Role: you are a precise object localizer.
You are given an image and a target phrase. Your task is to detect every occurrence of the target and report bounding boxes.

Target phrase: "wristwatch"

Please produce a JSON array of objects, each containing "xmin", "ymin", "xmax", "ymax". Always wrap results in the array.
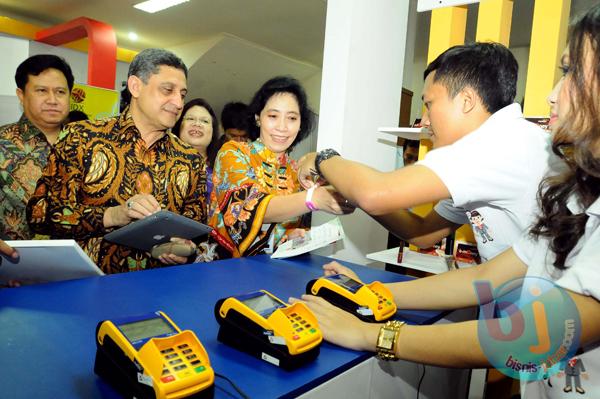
[
  {"xmin": 315, "ymin": 148, "xmax": 340, "ymax": 179},
  {"xmin": 375, "ymin": 320, "xmax": 405, "ymax": 361}
]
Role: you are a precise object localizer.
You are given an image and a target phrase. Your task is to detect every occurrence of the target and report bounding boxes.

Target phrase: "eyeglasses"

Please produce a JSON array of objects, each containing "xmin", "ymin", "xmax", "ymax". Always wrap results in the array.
[{"xmin": 183, "ymin": 116, "xmax": 211, "ymax": 125}]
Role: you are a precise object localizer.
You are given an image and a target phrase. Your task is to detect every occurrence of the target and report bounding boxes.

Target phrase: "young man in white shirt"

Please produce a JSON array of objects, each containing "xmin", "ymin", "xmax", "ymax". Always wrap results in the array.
[{"xmin": 298, "ymin": 42, "xmax": 553, "ymax": 262}]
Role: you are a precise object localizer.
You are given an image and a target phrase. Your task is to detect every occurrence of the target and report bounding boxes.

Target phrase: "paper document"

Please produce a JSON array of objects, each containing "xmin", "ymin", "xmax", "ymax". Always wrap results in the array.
[
  {"xmin": 271, "ymin": 218, "xmax": 345, "ymax": 259},
  {"xmin": 0, "ymin": 240, "xmax": 104, "ymax": 285}
]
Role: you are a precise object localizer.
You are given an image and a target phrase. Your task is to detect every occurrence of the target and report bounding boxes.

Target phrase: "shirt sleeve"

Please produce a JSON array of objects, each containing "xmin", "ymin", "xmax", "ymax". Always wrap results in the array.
[
  {"xmin": 554, "ymin": 227, "xmax": 600, "ymax": 300},
  {"xmin": 209, "ymin": 142, "xmax": 273, "ymax": 255},
  {"xmin": 434, "ymin": 199, "xmax": 469, "ymax": 225},
  {"xmin": 26, "ymin": 126, "xmax": 108, "ymax": 239},
  {"xmin": 417, "ymin": 129, "xmax": 551, "ymax": 208}
]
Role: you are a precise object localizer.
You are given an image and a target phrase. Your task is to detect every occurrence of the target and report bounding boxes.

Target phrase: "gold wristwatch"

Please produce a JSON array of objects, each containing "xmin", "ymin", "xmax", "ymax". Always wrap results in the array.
[{"xmin": 375, "ymin": 320, "xmax": 405, "ymax": 361}]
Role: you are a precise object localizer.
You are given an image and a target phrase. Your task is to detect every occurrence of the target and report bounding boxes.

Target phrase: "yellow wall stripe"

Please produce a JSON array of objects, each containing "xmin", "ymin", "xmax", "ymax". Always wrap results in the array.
[
  {"xmin": 523, "ymin": 0, "xmax": 571, "ymax": 117},
  {"xmin": 476, "ymin": 0, "xmax": 513, "ymax": 45}
]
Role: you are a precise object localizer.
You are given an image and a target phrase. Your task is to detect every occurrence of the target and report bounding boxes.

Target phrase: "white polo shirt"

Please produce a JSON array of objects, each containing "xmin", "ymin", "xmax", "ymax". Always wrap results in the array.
[
  {"xmin": 515, "ymin": 195, "xmax": 600, "ymax": 398},
  {"xmin": 417, "ymin": 103, "xmax": 553, "ymax": 261}
]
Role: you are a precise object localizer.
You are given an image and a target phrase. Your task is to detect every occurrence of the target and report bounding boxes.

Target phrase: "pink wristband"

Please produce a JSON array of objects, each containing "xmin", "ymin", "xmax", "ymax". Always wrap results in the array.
[{"xmin": 305, "ymin": 186, "xmax": 319, "ymax": 211}]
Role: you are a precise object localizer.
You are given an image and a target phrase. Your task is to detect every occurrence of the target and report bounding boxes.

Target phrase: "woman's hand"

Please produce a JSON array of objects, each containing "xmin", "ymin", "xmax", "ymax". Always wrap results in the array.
[
  {"xmin": 313, "ymin": 186, "xmax": 355, "ymax": 215},
  {"xmin": 297, "ymin": 152, "xmax": 319, "ymax": 189},
  {"xmin": 289, "ymin": 294, "xmax": 380, "ymax": 351},
  {"xmin": 323, "ymin": 261, "xmax": 361, "ymax": 281}
]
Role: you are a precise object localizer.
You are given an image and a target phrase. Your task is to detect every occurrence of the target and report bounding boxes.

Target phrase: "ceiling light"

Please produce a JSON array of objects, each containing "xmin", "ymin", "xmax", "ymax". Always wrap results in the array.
[
  {"xmin": 128, "ymin": 32, "xmax": 138, "ymax": 41},
  {"xmin": 133, "ymin": 0, "xmax": 189, "ymax": 14}
]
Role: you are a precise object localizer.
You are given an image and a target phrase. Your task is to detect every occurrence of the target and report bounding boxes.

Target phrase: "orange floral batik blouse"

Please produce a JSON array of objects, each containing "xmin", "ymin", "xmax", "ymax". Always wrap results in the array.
[{"xmin": 199, "ymin": 139, "xmax": 304, "ymax": 260}]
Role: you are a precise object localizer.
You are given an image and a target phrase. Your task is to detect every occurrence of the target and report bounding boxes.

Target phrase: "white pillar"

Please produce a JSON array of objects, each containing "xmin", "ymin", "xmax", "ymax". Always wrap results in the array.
[{"xmin": 315, "ymin": 0, "xmax": 409, "ymax": 265}]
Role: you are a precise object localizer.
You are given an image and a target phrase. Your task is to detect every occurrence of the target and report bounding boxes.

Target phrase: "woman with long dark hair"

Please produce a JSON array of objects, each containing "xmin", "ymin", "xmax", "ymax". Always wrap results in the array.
[{"xmin": 293, "ymin": 6, "xmax": 600, "ymax": 397}]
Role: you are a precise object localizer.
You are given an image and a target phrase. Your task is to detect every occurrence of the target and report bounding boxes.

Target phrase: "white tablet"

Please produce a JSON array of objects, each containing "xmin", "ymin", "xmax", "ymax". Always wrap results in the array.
[
  {"xmin": 0, "ymin": 239, "xmax": 104, "ymax": 285},
  {"xmin": 104, "ymin": 210, "xmax": 212, "ymax": 252}
]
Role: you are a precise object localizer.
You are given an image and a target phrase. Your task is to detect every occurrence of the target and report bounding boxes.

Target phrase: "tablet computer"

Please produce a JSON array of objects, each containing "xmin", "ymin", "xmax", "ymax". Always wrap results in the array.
[
  {"xmin": 104, "ymin": 210, "xmax": 212, "ymax": 252},
  {"xmin": 0, "ymin": 240, "xmax": 104, "ymax": 285}
]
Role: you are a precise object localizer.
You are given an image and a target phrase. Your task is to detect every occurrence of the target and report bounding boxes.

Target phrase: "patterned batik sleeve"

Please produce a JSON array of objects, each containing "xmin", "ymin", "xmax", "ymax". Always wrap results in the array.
[
  {"xmin": 210, "ymin": 142, "xmax": 273, "ymax": 256},
  {"xmin": 181, "ymin": 153, "xmax": 207, "ymax": 224},
  {"xmin": 26, "ymin": 126, "xmax": 107, "ymax": 239}
]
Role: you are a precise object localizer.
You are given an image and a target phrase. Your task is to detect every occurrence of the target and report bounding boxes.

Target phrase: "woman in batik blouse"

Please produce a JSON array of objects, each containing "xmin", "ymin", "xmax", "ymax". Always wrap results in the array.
[{"xmin": 198, "ymin": 76, "xmax": 351, "ymax": 260}]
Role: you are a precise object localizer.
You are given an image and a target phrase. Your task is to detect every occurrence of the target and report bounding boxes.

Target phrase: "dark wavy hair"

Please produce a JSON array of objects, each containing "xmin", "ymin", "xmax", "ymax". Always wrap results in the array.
[
  {"xmin": 172, "ymin": 98, "xmax": 220, "ymax": 168},
  {"xmin": 247, "ymin": 76, "xmax": 315, "ymax": 152},
  {"xmin": 530, "ymin": 4, "xmax": 600, "ymax": 270}
]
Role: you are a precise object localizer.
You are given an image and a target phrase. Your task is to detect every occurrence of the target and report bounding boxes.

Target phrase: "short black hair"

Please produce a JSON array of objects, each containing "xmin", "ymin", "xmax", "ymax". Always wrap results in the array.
[
  {"xmin": 172, "ymin": 97, "xmax": 220, "ymax": 167},
  {"xmin": 221, "ymin": 102, "xmax": 249, "ymax": 131},
  {"xmin": 423, "ymin": 42, "xmax": 517, "ymax": 114},
  {"xmin": 402, "ymin": 139, "xmax": 419, "ymax": 152},
  {"xmin": 15, "ymin": 54, "xmax": 74, "ymax": 91},
  {"xmin": 247, "ymin": 76, "xmax": 314, "ymax": 152}
]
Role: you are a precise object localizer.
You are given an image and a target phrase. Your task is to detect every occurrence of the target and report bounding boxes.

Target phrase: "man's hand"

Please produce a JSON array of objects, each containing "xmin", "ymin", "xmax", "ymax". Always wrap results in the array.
[
  {"xmin": 0, "ymin": 239, "xmax": 18, "ymax": 259},
  {"xmin": 156, "ymin": 238, "xmax": 197, "ymax": 265},
  {"xmin": 323, "ymin": 261, "xmax": 361, "ymax": 281},
  {"xmin": 104, "ymin": 194, "xmax": 162, "ymax": 228},
  {"xmin": 289, "ymin": 294, "xmax": 379, "ymax": 351}
]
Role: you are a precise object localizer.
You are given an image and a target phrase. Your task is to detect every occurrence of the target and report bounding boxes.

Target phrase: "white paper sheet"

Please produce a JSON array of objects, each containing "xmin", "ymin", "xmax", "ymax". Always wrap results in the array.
[
  {"xmin": 271, "ymin": 218, "xmax": 345, "ymax": 259},
  {"xmin": 0, "ymin": 240, "xmax": 104, "ymax": 285}
]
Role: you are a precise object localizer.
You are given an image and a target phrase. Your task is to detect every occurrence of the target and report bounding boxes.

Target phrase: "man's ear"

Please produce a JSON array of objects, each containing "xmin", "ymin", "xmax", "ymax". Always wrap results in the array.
[
  {"xmin": 460, "ymin": 87, "xmax": 478, "ymax": 114},
  {"xmin": 127, "ymin": 75, "xmax": 142, "ymax": 99},
  {"xmin": 16, "ymin": 88, "xmax": 24, "ymax": 105}
]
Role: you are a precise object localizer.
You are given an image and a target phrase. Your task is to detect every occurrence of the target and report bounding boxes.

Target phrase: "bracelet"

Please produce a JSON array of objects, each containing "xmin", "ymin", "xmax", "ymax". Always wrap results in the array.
[
  {"xmin": 315, "ymin": 148, "xmax": 340, "ymax": 179},
  {"xmin": 305, "ymin": 186, "xmax": 319, "ymax": 211}
]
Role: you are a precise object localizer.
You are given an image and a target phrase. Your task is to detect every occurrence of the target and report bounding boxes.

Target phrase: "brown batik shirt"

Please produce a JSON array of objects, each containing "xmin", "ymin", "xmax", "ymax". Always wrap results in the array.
[{"xmin": 27, "ymin": 107, "xmax": 207, "ymax": 274}]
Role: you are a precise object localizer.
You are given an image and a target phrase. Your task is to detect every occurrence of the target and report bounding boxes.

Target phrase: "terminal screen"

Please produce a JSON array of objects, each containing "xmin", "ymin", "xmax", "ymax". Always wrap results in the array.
[
  {"xmin": 327, "ymin": 274, "xmax": 363, "ymax": 293},
  {"xmin": 243, "ymin": 294, "xmax": 284, "ymax": 317},
  {"xmin": 119, "ymin": 317, "xmax": 176, "ymax": 343}
]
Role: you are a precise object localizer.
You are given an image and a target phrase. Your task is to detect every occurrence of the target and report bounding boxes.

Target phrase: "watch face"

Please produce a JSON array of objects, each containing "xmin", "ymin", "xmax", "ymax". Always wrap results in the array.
[{"xmin": 379, "ymin": 329, "xmax": 396, "ymax": 350}]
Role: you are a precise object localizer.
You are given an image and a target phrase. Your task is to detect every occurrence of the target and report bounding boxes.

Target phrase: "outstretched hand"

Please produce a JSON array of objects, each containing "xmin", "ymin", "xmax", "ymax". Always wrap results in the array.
[
  {"xmin": 323, "ymin": 261, "xmax": 361, "ymax": 281},
  {"xmin": 289, "ymin": 294, "xmax": 379, "ymax": 352},
  {"xmin": 297, "ymin": 152, "xmax": 319, "ymax": 189}
]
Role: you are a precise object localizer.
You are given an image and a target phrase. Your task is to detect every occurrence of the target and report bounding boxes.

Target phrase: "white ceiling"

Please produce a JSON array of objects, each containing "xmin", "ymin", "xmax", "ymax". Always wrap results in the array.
[{"xmin": 0, "ymin": 0, "xmax": 327, "ymax": 66}]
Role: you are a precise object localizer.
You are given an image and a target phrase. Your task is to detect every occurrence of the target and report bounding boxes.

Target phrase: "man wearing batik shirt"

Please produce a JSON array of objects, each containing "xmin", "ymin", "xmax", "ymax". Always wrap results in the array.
[
  {"xmin": 0, "ymin": 54, "xmax": 73, "ymax": 239},
  {"xmin": 27, "ymin": 49, "xmax": 206, "ymax": 274}
]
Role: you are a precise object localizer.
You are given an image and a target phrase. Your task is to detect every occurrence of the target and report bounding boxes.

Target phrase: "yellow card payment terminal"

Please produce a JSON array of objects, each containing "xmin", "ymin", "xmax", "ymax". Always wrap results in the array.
[
  {"xmin": 215, "ymin": 290, "xmax": 322, "ymax": 370},
  {"xmin": 306, "ymin": 274, "xmax": 397, "ymax": 322},
  {"xmin": 95, "ymin": 311, "xmax": 214, "ymax": 399}
]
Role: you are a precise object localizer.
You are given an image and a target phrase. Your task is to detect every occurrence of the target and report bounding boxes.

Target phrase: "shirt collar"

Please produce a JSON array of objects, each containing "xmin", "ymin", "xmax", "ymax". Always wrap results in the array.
[
  {"xmin": 566, "ymin": 194, "xmax": 600, "ymax": 217},
  {"xmin": 251, "ymin": 139, "xmax": 289, "ymax": 165},
  {"xmin": 478, "ymin": 103, "xmax": 523, "ymax": 131},
  {"xmin": 18, "ymin": 114, "xmax": 49, "ymax": 142}
]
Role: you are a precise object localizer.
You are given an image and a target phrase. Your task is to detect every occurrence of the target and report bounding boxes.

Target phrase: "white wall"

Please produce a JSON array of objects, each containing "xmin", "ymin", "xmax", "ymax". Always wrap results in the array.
[{"xmin": 315, "ymin": 0, "xmax": 409, "ymax": 265}]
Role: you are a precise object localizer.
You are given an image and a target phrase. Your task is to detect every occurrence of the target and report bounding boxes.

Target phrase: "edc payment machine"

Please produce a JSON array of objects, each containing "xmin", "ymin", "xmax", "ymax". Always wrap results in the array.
[
  {"xmin": 306, "ymin": 274, "xmax": 397, "ymax": 322},
  {"xmin": 215, "ymin": 290, "xmax": 322, "ymax": 370},
  {"xmin": 95, "ymin": 311, "xmax": 214, "ymax": 399}
]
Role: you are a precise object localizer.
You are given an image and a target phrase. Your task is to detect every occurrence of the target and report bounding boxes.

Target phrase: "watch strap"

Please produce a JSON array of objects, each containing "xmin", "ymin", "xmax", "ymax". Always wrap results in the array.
[{"xmin": 315, "ymin": 148, "xmax": 340, "ymax": 178}]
